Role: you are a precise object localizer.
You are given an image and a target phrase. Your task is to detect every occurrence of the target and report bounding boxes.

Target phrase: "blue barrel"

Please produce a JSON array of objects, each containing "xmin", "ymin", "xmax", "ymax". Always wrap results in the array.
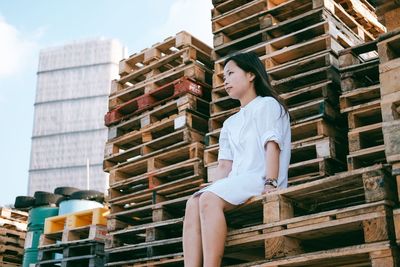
[
  {"xmin": 58, "ymin": 199, "xmax": 103, "ymax": 215},
  {"xmin": 23, "ymin": 206, "xmax": 59, "ymax": 267}
]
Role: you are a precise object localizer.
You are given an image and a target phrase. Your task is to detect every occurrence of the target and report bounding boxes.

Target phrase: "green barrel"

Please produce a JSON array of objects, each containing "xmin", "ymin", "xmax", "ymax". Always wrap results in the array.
[{"xmin": 23, "ymin": 206, "xmax": 59, "ymax": 267}]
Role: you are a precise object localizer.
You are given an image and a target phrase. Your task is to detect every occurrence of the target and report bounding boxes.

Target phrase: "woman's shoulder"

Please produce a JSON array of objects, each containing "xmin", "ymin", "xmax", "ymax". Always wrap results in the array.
[
  {"xmin": 254, "ymin": 96, "xmax": 282, "ymax": 112},
  {"xmin": 258, "ymin": 96, "xmax": 280, "ymax": 106}
]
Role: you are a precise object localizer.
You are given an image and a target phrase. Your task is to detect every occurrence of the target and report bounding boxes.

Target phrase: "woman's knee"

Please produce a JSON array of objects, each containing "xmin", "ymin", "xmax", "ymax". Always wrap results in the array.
[
  {"xmin": 185, "ymin": 195, "xmax": 200, "ymax": 217},
  {"xmin": 199, "ymin": 192, "xmax": 222, "ymax": 214}
]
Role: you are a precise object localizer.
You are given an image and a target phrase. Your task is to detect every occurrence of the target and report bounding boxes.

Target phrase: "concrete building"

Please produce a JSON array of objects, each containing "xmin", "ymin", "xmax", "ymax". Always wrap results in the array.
[{"xmin": 28, "ymin": 38, "xmax": 126, "ymax": 195}]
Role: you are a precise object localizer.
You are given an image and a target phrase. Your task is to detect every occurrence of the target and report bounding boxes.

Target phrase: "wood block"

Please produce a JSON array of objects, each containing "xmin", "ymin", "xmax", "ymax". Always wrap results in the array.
[
  {"xmin": 379, "ymin": 59, "xmax": 400, "ymax": 96},
  {"xmin": 382, "ymin": 120, "xmax": 400, "ymax": 163},
  {"xmin": 263, "ymin": 194, "xmax": 293, "ymax": 224},
  {"xmin": 264, "ymin": 235, "xmax": 303, "ymax": 259}
]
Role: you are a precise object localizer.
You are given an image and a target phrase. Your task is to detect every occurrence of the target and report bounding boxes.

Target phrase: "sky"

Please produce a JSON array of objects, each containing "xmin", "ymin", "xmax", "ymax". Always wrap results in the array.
[{"xmin": 0, "ymin": 0, "xmax": 213, "ymax": 206}]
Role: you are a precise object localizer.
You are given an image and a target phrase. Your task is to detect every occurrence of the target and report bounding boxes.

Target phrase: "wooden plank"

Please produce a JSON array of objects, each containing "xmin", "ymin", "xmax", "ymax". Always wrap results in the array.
[
  {"xmin": 119, "ymin": 31, "xmax": 212, "ymax": 77},
  {"xmin": 107, "ymin": 96, "xmax": 209, "ymax": 141},
  {"xmin": 227, "ymin": 241, "xmax": 396, "ymax": 267},
  {"xmin": 105, "ymin": 77, "xmax": 211, "ymax": 126}
]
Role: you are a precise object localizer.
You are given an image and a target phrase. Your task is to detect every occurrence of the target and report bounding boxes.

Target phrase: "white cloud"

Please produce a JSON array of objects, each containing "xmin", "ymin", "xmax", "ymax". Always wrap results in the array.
[
  {"xmin": 0, "ymin": 16, "xmax": 40, "ymax": 77},
  {"xmin": 151, "ymin": 0, "xmax": 213, "ymax": 47}
]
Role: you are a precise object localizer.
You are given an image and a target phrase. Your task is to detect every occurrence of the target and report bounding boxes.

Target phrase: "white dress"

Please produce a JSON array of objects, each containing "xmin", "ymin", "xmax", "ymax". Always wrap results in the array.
[{"xmin": 192, "ymin": 96, "xmax": 291, "ymax": 205}]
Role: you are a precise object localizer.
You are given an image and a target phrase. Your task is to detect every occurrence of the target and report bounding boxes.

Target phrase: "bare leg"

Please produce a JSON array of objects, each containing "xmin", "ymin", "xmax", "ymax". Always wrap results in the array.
[
  {"xmin": 183, "ymin": 195, "xmax": 202, "ymax": 267},
  {"xmin": 199, "ymin": 192, "xmax": 237, "ymax": 267}
]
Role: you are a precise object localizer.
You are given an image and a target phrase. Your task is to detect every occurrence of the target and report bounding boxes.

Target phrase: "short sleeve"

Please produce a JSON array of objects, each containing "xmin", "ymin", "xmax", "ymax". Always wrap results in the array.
[
  {"xmin": 218, "ymin": 125, "xmax": 233, "ymax": 161},
  {"xmin": 254, "ymin": 98, "xmax": 285, "ymax": 151}
]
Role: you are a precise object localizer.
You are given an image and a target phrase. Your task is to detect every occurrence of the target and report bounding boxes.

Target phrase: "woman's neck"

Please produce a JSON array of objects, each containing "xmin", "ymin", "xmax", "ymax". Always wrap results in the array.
[{"xmin": 239, "ymin": 91, "xmax": 258, "ymax": 108}]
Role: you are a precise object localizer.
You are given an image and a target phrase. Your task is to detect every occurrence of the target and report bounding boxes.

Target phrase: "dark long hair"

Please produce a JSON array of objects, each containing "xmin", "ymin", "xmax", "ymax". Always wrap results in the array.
[{"xmin": 223, "ymin": 51, "xmax": 290, "ymax": 119}]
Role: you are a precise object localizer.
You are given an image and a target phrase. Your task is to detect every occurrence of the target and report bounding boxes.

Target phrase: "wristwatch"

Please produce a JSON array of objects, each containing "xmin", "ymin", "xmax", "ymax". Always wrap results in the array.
[{"xmin": 263, "ymin": 177, "xmax": 278, "ymax": 187}]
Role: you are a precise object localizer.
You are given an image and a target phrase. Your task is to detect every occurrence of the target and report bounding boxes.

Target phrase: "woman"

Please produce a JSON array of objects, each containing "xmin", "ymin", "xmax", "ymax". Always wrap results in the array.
[{"xmin": 182, "ymin": 51, "xmax": 291, "ymax": 266}]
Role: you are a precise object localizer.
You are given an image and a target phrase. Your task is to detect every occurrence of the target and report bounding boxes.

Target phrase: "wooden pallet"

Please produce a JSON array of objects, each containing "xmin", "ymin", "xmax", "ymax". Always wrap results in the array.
[
  {"xmin": 107, "ymin": 142, "xmax": 204, "ymax": 182},
  {"xmin": 119, "ymin": 31, "xmax": 212, "ymax": 78},
  {"xmin": 106, "ymin": 111, "xmax": 207, "ymax": 148},
  {"xmin": 283, "ymin": 81, "xmax": 340, "ymax": 115},
  {"xmin": 109, "ymin": 74, "xmax": 211, "ymax": 111},
  {"xmin": 118, "ymin": 46, "xmax": 211, "ymax": 88},
  {"xmin": 290, "ymin": 98, "xmax": 342, "ymax": 126},
  {"xmin": 321, "ymin": 0, "xmax": 375, "ymax": 41},
  {"xmin": 377, "ymin": 29, "xmax": 400, "ymax": 63},
  {"xmin": 37, "ymin": 240, "xmax": 104, "ymax": 267},
  {"xmin": 44, "ymin": 207, "xmax": 108, "ymax": 235},
  {"xmin": 289, "ymin": 137, "xmax": 347, "ymax": 184},
  {"xmin": 104, "ymin": 126, "xmax": 204, "ymax": 169},
  {"xmin": 211, "ymin": 0, "xmax": 255, "ymax": 17},
  {"xmin": 108, "ymin": 159, "xmax": 205, "ymax": 213},
  {"xmin": 346, "ymin": 99, "xmax": 381, "ymax": 130},
  {"xmin": 107, "ymin": 96, "xmax": 209, "ymax": 141},
  {"xmin": 347, "ymin": 143, "xmax": 386, "ymax": 170},
  {"xmin": 272, "ymin": 64, "xmax": 340, "ymax": 94},
  {"xmin": 0, "ymin": 228, "xmax": 25, "ymax": 248},
  {"xmin": 266, "ymin": 163, "xmax": 395, "ymax": 221},
  {"xmin": 0, "ymin": 245, "xmax": 23, "ymax": 256},
  {"xmin": 291, "ymin": 117, "xmax": 345, "ymax": 144},
  {"xmin": 105, "ymin": 77, "xmax": 210, "ymax": 126},
  {"xmin": 227, "ymin": 241, "xmax": 399, "ymax": 267},
  {"xmin": 339, "ymin": 84, "xmax": 380, "ymax": 112},
  {"xmin": 107, "ymin": 195, "xmax": 189, "ymax": 232},
  {"xmin": 340, "ymin": 55, "xmax": 379, "ymax": 92},
  {"xmin": 334, "ymin": 0, "xmax": 386, "ymax": 37},
  {"xmin": 348, "ymin": 122, "xmax": 384, "ymax": 153},
  {"xmin": 0, "ymin": 218, "xmax": 27, "ymax": 232},
  {"xmin": 0, "ymin": 208, "xmax": 28, "ymax": 223},
  {"xmin": 40, "ymin": 225, "xmax": 107, "ymax": 247},
  {"xmin": 227, "ymin": 201, "xmax": 395, "ymax": 262},
  {"xmin": 118, "ymin": 60, "xmax": 213, "ymax": 99},
  {"xmin": 212, "ymin": 0, "xmax": 268, "ymax": 33},
  {"xmin": 105, "ymin": 115, "xmax": 206, "ymax": 156}
]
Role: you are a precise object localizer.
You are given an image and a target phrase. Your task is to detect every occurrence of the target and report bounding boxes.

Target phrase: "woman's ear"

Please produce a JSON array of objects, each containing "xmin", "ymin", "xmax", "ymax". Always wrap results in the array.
[{"xmin": 247, "ymin": 71, "xmax": 256, "ymax": 82}]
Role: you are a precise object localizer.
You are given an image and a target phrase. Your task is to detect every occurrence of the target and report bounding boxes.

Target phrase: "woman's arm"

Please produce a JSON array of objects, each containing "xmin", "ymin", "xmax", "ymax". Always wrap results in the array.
[
  {"xmin": 213, "ymin": 159, "xmax": 233, "ymax": 181},
  {"xmin": 263, "ymin": 141, "xmax": 280, "ymax": 193}
]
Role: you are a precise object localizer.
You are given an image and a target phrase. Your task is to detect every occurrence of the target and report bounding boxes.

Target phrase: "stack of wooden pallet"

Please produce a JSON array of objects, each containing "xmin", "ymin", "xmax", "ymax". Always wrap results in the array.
[
  {"xmin": 378, "ymin": 30, "xmax": 400, "ymax": 187},
  {"xmin": 338, "ymin": 39, "xmax": 385, "ymax": 170},
  {"xmin": 36, "ymin": 207, "xmax": 108, "ymax": 267},
  {"xmin": 206, "ymin": 0, "xmax": 389, "ymax": 186},
  {"xmin": 201, "ymin": 0, "xmax": 399, "ymax": 266},
  {"xmin": 103, "ymin": 31, "xmax": 213, "ymax": 266},
  {"xmin": 0, "ymin": 207, "xmax": 27, "ymax": 267}
]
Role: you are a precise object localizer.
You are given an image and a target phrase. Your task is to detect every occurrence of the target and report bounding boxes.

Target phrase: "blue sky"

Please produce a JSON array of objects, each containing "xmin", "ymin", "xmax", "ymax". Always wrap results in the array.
[{"xmin": 0, "ymin": 0, "xmax": 213, "ymax": 206}]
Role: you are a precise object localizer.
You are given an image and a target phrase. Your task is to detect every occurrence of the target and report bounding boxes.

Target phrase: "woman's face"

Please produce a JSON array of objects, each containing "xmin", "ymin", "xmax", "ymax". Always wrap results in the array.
[{"xmin": 223, "ymin": 60, "xmax": 254, "ymax": 100}]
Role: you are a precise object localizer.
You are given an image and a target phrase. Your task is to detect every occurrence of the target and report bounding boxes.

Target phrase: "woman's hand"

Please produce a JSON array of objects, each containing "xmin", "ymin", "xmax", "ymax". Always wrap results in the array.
[{"xmin": 262, "ymin": 184, "xmax": 278, "ymax": 194}]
